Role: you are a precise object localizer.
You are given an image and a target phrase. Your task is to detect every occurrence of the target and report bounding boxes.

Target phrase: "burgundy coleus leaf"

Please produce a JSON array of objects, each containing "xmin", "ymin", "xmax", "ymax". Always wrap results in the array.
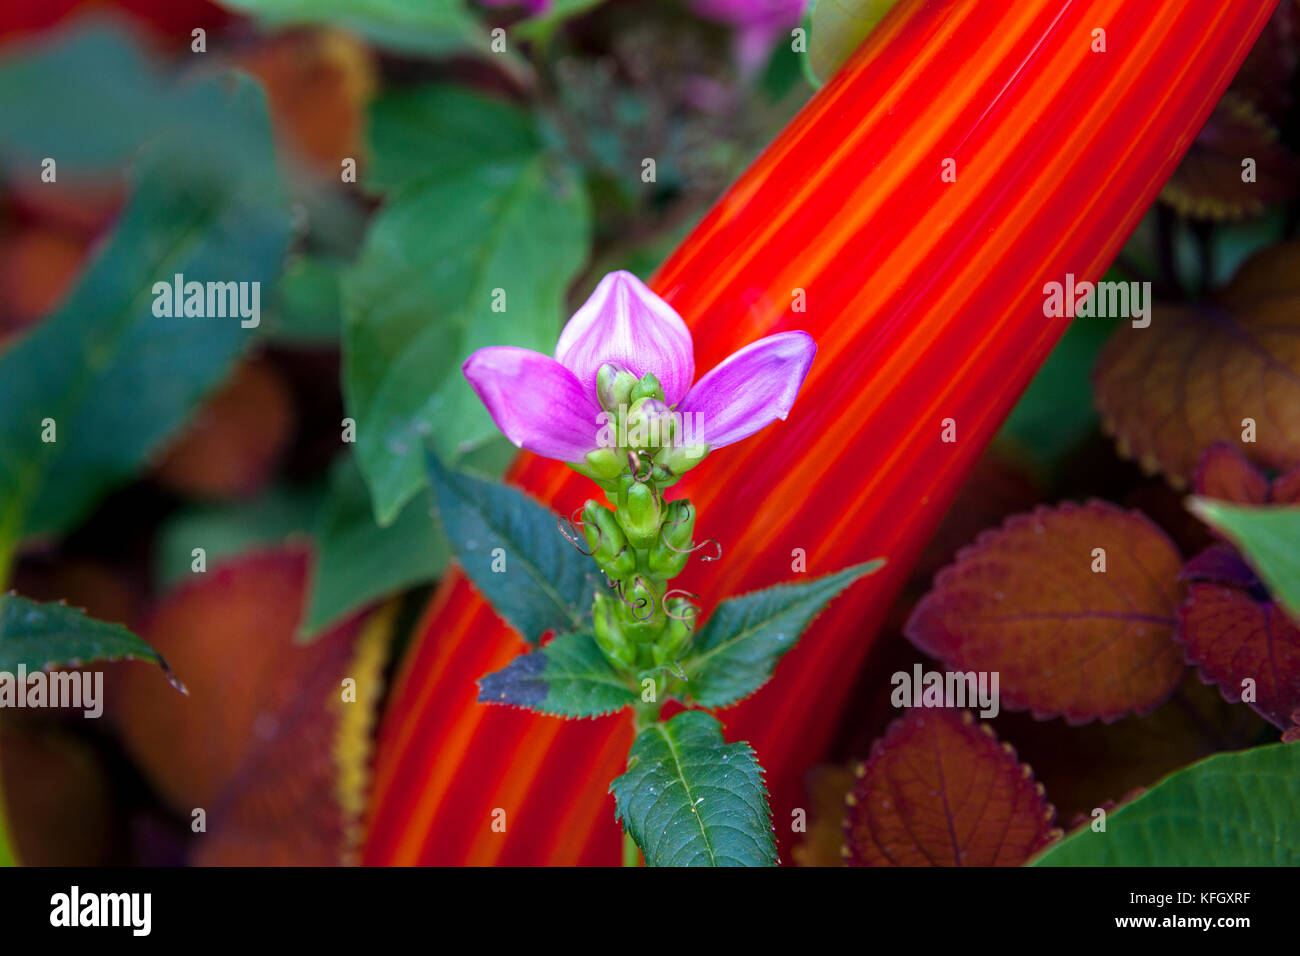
[
  {"xmin": 1094, "ymin": 242, "xmax": 1300, "ymax": 487},
  {"xmin": 111, "ymin": 549, "xmax": 392, "ymax": 865},
  {"xmin": 843, "ymin": 709, "xmax": 1059, "ymax": 866},
  {"xmin": 1194, "ymin": 441, "xmax": 1300, "ymax": 505},
  {"xmin": 1178, "ymin": 545, "xmax": 1300, "ymax": 730},
  {"xmin": 906, "ymin": 501, "xmax": 1186, "ymax": 723},
  {"xmin": 1159, "ymin": 93, "xmax": 1299, "ymax": 220}
]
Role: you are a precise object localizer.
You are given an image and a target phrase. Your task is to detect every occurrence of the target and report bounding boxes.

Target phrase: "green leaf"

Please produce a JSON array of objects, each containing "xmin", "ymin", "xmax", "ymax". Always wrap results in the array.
[
  {"xmin": 260, "ymin": 256, "xmax": 344, "ymax": 345},
  {"xmin": 1032, "ymin": 742, "xmax": 1300, "ymax": 865},
  {"xmin": 805, "ymin": 0, "xmax": 900, "ymax": 87},
  {"xmin": 215, "ymin": 0, "xmax": 488, "ymax": 58},
  {"xmin": 0, "ymin": 76, "xmax": 289, "ymax": 550},
  {"xmin": 424, "ymin": 447, "xmax": 592, "ymax": 643},
  {"xmin": 611, "ymin": 710, "xmax": 776, "ymax": 867},
  {"xmin": 0, "ymin": 23, "xmax": 171, "ymax": 174},
  {"xmin": 1188, "ymin": 498, "xmax": 1300, "ymax": 622},
  {"xmin": 301, "ymin": 455, "xmax": 448, "ymax": 639},
  {"xmin": 997, "ymin": 311, "xmax": 1118, "ymax": 470},
  {"xmin": 478, "ymin": 631, "xmax": 636, "ymax": 717},
  {"xmin": 365, "ymin": 85, "xmax": 541, "ymax": 195},
  {"xmin": 0, "ymin": 594, "xmax": 180, "ymax": 688},
  {"xmin": 686, "ymin": 560, "xmax": 885, "ymax": 708},
  {"xmin": 344, "ymin": 147, "xmax": 589, "ymax": 522}
]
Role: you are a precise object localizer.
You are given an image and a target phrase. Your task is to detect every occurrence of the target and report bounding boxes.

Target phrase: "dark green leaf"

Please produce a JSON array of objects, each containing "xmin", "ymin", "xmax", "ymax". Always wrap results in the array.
[
  {"xmin": 611, "ymin": 710, "xmax": 775, "ymax": 867},
  {"xmin": 261, "ymin": 256, "xmax": 344, "ymax": 345},
  {"xmin": 215, "ymin": 0, "xmax": 489, "ymax": 58},
  {"xmin": 301, "ymin": 455, "xmax": 448, "ymax": 639},
  {"xmin": 1188, "ymin": 498, "xmax": 1300, "ymax": 622},
  {"xmin": 1032, "ymin": 742, "xmax": 1300, "ymax": 865},
  {"xmin": 478, "ymin": 631, "xmax": 636, "ymax": 717},
  {"xmin": 686, "ymin": 560, "xmax": 884, "ymax": 708},
  {"xmin": 343, "ymin": 150, "xmax": 589, "ymax": 522},
  {"xmin": 365, "ymin": 85, "xmax": 540, "ymax": 194},
  {"xmin": 0, "ymin": 593, "xmax": 181, "ymax": 691},
  {"xmin": 0, "ymin": 76, "xmax": 289, "ymax": 548},
  {"xmin": 424, "ymin": 447, "xmax": 592, "ymax": 643}
]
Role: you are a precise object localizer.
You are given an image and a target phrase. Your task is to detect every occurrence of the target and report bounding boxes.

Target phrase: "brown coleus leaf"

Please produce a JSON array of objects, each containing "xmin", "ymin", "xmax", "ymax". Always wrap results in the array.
[
  {"xmin": 1159, "ymin": 93, "xmax": 1299, "ymax": 220},
  {"xmin": 1178, "ymin": 544, "xmax": 1300, "ymax": 729},
  {"xmin": 152, "ymin": 358, "xmax": 295, "ymax": 500},
  {"xmin": 1093, "ymin": 242, "xmax": 1300, "ymax": 487},
  {"xmin": 843, "ymin": 709, "xmax": 1059, "ymax": 866},
  {"xmin": 905, "ymin": 501, "xmax": 1185, "ymax": 723},
  {"xmin": 111, "ymin": 549, "xmax": 392, "ymax": 864},
  {"xmin": 1195, "ymin": 441, "xmax": 1300, "ymax": 505}
]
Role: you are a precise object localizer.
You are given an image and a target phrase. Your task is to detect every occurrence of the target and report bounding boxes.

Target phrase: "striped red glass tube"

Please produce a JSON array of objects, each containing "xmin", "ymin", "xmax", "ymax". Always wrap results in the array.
[{"xmin": 365, "ymin": 0, "xmax": 1277, "ymax": 865}]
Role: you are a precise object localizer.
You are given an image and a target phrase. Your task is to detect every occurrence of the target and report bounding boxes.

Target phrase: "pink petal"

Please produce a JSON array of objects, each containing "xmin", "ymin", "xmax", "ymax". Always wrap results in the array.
[
  {"xmin": 463, "ymin": 347, "xmax": 602, "ymax": 463},
  {"xmin": 678, "ymin": 331, "xmax": 816, "ymax": 449},
  {"xmin": 555, "ymin": 271, "xmax": 695, "ymax": 405}
]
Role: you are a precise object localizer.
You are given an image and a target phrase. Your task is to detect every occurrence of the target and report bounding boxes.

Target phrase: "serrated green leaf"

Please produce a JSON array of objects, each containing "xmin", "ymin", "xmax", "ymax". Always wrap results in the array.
[
  {"xmin": 686, "ymin": 559, "xmax": 884, "ymax": 707},
  {"xmin": 806, "ymin": 0, "xmax": 900, "ymax": 87},
  {"xmin": 611, "ymin": 710, "xmax": 775, "ymax": 867},
  {"xmin": 0, "ymin": 56, "xmax": 289, "ymax": 560},
  {"xmin": 365, "ymin": 85, "xmax": 540, "ymax": 195},
  {"xmin": 478, "ymin": 631, "xmax": 635, "ymax": 717},
  {"xmin": 1032, "ymin": 742, "xmax": 1300, "ymax": 865},
  {"xmin": 424, "ymin": 447, "xmax": 592, "ymax": 643},
  {"xmin": 1188, "ymin": 498, "xmax": 1300, "ymax": 622},
  {"xmin": 0, "ymin": 593, "xmax": 178, "ymax": 685},
  {"xmin": 343, "ymin": 150, "xmax": 589, "ymax": 523}
]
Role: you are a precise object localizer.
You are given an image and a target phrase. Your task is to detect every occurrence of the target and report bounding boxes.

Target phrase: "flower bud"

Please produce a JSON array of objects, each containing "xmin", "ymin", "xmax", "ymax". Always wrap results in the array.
[
  {"xmin": 625, "ymin": 397, "xmax": 674, "ymax": 451},
  {"xmin": 629, "ymin": 372, "xmax": 665, "ymax": 404},
  {"xmin": 652, "ymin": 613, "xmax": 693, "ymax": 666},
  {"xmin": 592, "ymin": 593, "xmax": 636, "ymax": 670},
  {"xmin": 596, "ymin": 362, "xmax": 638, "ymax": 412},
  {"xmin": 653, "ymin": 441, "xmax": 709, "ymax": 477},
  {"xmin": 617, "ymin": 480, "xmax": 662, "ymax": 550},
  {"xmin": 584, "ymin": 447, "xmax": 625, "ymax": 481},
  {"xmin": 647, "ymin": 499, "xmax": 695, "ymax": 577}
]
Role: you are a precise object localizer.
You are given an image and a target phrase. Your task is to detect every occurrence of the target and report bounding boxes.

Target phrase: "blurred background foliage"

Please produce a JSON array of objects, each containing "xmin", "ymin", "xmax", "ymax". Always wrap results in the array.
[{"xmin": 0, "ymin": 0, "xmax": 1296, "ymax": 866}]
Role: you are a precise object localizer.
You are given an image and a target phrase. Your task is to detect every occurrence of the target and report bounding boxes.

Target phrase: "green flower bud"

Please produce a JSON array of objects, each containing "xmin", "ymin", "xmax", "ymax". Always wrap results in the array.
[
  {"xmin": 596, "ymin": 363, "xmax": 638, "ymax": 412},
  {"xmin": 592, "ymin": 593, "xmax": 636, "ymax": 670},
  {"xmin": 617, "ymin": 480, "xmax": 662, "ymax": 550},
  {"xmin": 647, "ymin": 499, "xmax": 695, "ymax": 577},
  {"xmin": 584, "ymin": 447, "xmax": 625, "ymax": 481},
  {"xmin": 652, "ymin": 613, "xmax": 693, "ymax": 666},
  {"xmin": 653, "ymin": 442, "xmax": 710, "ymax": 478},
  {"xmin": 629, "ymin": 372, "xmax": 665, "ymax": 405}
]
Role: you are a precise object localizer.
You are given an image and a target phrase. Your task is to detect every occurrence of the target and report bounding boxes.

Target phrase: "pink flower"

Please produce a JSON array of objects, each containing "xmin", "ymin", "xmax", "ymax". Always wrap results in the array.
[{"xmin": 463, "ymin": 271, "xmax": 815, "ymax": 464}]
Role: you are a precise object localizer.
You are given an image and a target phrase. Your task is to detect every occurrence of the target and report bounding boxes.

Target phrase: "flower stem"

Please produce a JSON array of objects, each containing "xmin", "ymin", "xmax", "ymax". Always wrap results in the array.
[{"xmin": 622, "ymin": 830, "xmax": 641, "ymax": 868}]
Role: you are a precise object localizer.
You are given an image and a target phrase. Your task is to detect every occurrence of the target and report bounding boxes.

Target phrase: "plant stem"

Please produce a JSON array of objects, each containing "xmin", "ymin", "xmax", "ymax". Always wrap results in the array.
[{"xmin": 622, "ymin": 830, "xmax": 641, "ymax": 867}]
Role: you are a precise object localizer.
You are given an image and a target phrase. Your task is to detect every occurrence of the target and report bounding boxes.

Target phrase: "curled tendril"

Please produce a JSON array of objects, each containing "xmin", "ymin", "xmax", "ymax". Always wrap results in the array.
[
  {"xmin": 657, "ymin": 522, "xmax": 722, "ymax": 563},
  {"xmin": 615, "ymin": 575, "xmax": 655, "ymax": 621},
  {"xmin": 627, "ymin": 450, "xmax": 653, "ymax": 483},
  {"xmin": 557, "ymin": 510, "xmax": 596, "ymax": 556},
  {"xmin": 663, "ymin": 589, "xmax": 701, "ymax": 626}
]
